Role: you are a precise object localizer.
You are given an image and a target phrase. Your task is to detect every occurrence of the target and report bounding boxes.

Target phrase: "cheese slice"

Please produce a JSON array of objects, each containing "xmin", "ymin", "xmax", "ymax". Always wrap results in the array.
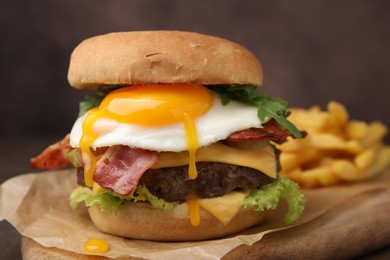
[
  {"xmin": 93, "ymin": 182, "xmax": 105, "ymax": 194},
  {"xmin": 152, "ymin": 142, "xmax": 277, "ymax": 178},
  {"xmin": 197, "ymin": 191, "xmax": 249, "ymax": 225}
]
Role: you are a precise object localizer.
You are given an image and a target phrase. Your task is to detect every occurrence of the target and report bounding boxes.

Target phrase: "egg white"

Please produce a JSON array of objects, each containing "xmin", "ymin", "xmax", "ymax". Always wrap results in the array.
[{"xmin": 69, "ymin": 93, "xmax": 267, "ymax": 152}]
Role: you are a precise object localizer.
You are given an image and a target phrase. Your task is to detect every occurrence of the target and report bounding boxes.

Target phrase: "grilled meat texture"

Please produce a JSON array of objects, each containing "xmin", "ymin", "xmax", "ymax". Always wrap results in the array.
[
  {"xmin": 77, "ymin": 162, "xmax": 276, "ymax": 202},
  {"xmin": 139, "ymin": 162, "xmax": 275, "ymax": 202}
]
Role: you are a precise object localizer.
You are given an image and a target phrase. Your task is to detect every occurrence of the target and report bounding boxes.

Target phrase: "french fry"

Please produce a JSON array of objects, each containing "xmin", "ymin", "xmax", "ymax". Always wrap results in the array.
[
  {"xmin": 359, "ymin": 121, "xmax": 388, "ymax": 148},
  {"xmin": 278, "ymin": 101, "xmax": 390, "ymax": 187},
  {"xmin": 354, "ymin": 146, "xmax": 377, "ymax": 170},
  {"xmin": 300, "ymin": 166, "xmax": 339, "ymax": 187},
  {"xmin": 328, "ymin": 101, "xmax": 348, "ymax": 127},
  {"xmin": 346, "ymin": 120, "xmax": 368, "ymax": 140},
  {"xmin": 308, "ymin": 133, "xmax": 362, "ymax": 153}
]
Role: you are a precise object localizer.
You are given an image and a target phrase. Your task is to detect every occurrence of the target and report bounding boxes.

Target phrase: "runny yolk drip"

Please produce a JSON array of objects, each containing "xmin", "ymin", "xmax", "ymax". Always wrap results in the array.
[
  {"xmin": 79, "ymin": 84, "xmax": 213, "ymax": 187},
  {"xmin": 186, "ymin": 193, "xmax": 201, "ymax": 226},
  {"xmin": 183, "ymin": 112, "xmax": 199, "ymax": 180},
  {"xmin": 80, "ymin": 108, "xmax": 100, "ymax": 187},
  {"xmin": 84, "ymin": 238, "xmax": 110, "ymax": 253}
]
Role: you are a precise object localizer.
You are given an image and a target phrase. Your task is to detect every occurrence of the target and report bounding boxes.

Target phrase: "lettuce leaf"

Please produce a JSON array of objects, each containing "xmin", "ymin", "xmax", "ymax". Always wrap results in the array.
[
  {"xmin": 69, "ymin": 185, "xmax": 177, "ymax": 212},
  {"xmin": 65, "ymin": 149, "xmax": 82, "ymax": 168},
  {"xmin": 70, "ymin": 177, "xmax": 305, "ymax": 224},
  {"xmin": 242, "ymin": 176, "xmax": 306, "ymax": 224}
]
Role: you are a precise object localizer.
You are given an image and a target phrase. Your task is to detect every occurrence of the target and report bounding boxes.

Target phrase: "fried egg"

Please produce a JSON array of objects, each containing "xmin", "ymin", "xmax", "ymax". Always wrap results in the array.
[{"xmin": 69, "ymin": 84, "xmax": 266, "ymax": 186}]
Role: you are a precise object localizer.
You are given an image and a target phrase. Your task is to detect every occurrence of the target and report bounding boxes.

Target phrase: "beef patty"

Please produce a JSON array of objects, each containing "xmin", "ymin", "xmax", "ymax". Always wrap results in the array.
[
  {"xmin": 77, "ymin": 162, "xmax": 277, "ymax": 202},
  {"xmin": 139, "ymin": 162, "xmax": 275, "ymax": 202}
]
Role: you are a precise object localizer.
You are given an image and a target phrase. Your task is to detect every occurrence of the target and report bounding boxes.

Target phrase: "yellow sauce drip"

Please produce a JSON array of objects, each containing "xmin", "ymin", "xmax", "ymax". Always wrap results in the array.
[
  {"xmin": 183, "ymin": 112, "xmax": 199, "ymax": 180},
  {"xmin": 80, "ymin": 108, "xmax": 101, "ymax": 187},
  {"xmin": 83, "ymin": 238, "xmax": 110, "ymax": 253},
  {"xmin": 186, "ymin": 195, "xmax": 201, "ymax": 226}
]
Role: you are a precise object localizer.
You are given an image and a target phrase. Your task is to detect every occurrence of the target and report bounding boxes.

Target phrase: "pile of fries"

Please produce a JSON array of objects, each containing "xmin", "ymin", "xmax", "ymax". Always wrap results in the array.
[{"xmin": 276, "ymin": 101, "xmax": 390, "ymax": 187}]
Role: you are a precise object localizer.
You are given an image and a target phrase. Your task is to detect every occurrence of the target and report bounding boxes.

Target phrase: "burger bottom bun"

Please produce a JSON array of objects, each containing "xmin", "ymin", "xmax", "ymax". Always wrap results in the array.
[{"xmin": 88, "ymin": 202, "xmax": 268, "ymax": 241}]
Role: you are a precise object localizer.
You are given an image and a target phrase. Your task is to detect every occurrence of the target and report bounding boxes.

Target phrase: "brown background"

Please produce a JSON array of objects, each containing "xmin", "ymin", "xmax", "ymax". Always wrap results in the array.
[
  {"xmin": 1, "ymin": 0, "xmax": 390, "ymax": 153},
  {"xmin": 0, "ymin": 1, "xmax": 390, "ymax": 258}
]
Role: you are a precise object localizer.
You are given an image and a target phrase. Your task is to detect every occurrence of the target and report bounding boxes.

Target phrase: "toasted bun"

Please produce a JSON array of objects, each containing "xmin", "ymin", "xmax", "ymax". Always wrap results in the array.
[
  {"xmin": 68, "ymin": 31, "xmax": 263, "ymax": 90},
  {"xmin": 88, "ymin": 202, "xmax": 267, "ymax": 241}
]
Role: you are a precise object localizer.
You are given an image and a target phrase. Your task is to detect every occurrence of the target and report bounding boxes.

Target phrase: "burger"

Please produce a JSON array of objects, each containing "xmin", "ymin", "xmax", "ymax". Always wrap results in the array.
[{"xmin": 30, "ymin": 31, "xmax": 305, "ymax": 241}]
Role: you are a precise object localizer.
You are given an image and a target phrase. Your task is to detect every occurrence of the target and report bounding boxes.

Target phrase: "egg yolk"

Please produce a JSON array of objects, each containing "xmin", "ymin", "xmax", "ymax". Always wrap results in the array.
[
  {"xmin": 84, "ymin": 238, "xmax": 110, "ymax": 253},
  {"xmin": 186, "ymin": 193, "xmax": 201, "ymax": 226},
  {"xmin": 80, "ymin": 84, "xmax": 213, "ymax": 187}
]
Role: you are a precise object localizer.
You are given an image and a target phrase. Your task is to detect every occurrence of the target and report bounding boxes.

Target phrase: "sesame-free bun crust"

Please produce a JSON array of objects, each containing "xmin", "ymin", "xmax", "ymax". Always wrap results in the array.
[
  {"xmin": 68, "ymin": 31, "xmax": 263, "ymax": 89},
  {"xmin": 88, "ymin": 202, "xmax": 267, "ymax": 241}
]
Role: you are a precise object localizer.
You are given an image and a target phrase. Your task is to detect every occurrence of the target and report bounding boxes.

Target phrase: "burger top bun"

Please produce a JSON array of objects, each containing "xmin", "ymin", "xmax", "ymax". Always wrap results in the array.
[{"xmin": 67, "ymin": 31, "xmax": 263, "ymax": 89}]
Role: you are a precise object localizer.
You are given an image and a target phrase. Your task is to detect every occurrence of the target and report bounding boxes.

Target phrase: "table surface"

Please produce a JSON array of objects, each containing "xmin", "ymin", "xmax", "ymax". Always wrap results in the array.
[{"xmin": 1, "ymin": 137, "xmax": 389, "ymax": 259}]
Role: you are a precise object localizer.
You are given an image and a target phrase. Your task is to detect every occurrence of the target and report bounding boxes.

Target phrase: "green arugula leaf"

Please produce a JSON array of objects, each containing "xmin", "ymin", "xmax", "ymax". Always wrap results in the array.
[
  {"xmin": 78, "ymin": 94, "xmax": 105, "ymax": 117},
  {"xmin": 208, "ymin": 84, "xmax": 302, "ymax": 138},
  {"xmin": 78, "ymin": 87, "xmax": 121, "ymax": 117}
]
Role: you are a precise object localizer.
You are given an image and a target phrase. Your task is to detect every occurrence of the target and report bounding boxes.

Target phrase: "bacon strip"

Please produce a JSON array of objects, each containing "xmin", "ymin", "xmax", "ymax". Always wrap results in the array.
[
  {"xmin": 227, "ymin": 119, "xmax": 299, "ymax": 142},
  {"xmin": 30, "ymin": 135, "xmax": 73, "ymax": 170},
  {"xmin": 29, "ymin": 122, "xmax": 304, "ymax": 198},
  {"xmin": 94, "ymin": 146, "xmax": 159, "ymax": 196}
]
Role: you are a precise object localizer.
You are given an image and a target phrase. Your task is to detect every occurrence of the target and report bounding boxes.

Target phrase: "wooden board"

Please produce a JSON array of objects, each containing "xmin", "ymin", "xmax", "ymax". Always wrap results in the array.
[{"xmin": 21, "ymin": 186, "xmax": 390, "ymax": 259}]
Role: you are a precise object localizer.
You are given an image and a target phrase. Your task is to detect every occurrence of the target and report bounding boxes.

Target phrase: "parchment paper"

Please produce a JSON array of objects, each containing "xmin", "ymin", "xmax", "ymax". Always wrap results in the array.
[{"xmin": 1, "ymin": 169, "xmax": 389, "ymax": 260}]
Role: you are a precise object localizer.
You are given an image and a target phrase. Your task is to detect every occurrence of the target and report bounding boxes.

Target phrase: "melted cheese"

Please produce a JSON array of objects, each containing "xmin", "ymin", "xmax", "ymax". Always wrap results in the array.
[
  {"xmin": 93, "ymin": 182, "xmax": 105, "ymax": 194},
  {"xmin": 198, "ymin": 191, "xmax": 249, "ymax": 225},
  {"xmin": 153, "ymin": 142, "xmax": 277, "ymax": 178}
]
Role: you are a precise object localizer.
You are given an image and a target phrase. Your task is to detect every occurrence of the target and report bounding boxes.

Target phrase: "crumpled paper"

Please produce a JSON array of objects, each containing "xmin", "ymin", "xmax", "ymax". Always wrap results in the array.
[{"xmin": 1, "ymin": 169, "xmax": 389, "ymax": 259}]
